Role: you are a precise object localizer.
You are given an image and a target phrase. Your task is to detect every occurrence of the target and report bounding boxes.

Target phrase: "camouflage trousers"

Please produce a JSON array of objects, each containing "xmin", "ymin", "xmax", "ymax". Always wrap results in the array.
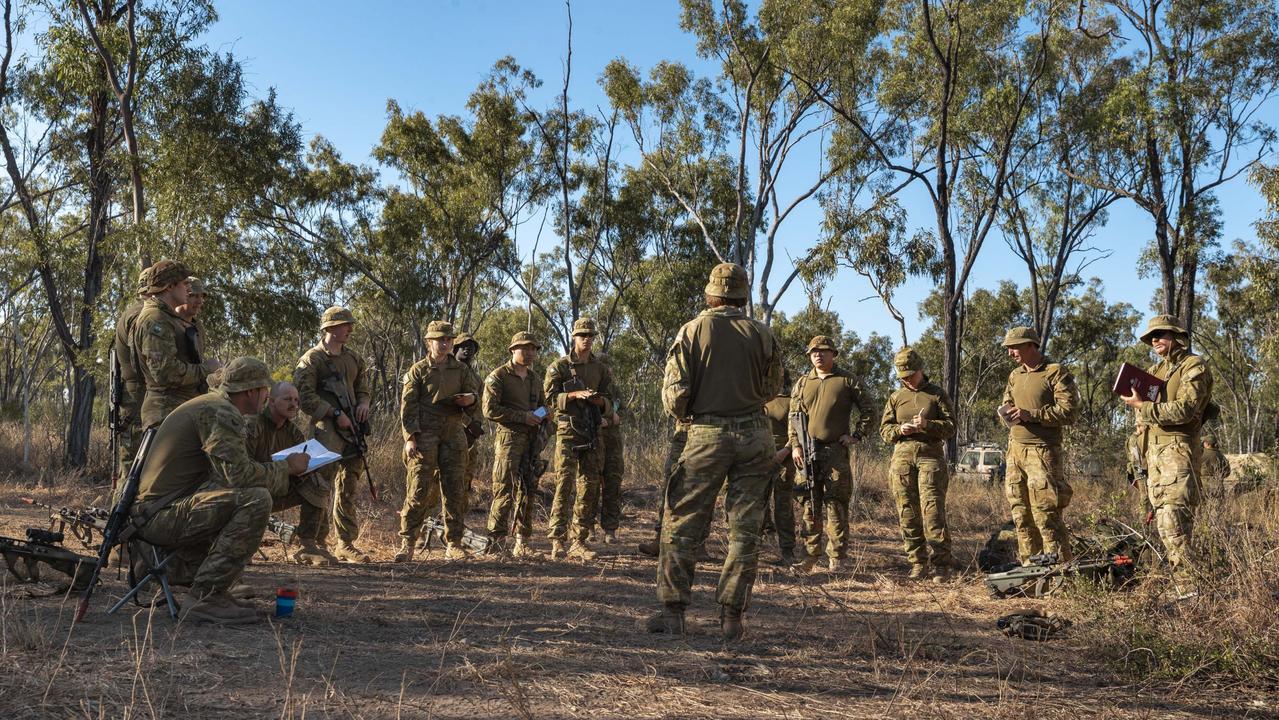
[
  {"xmin": 429, "ymin": 441, "xmax": 479, "ymax": 518},
  {"xmin": 1145, "ymin": 436, "xmax": 1202, "ymax": 576},
  {"xmin": 798, "ymin": 442, "xmax": 854, "ymax": 560},
  {"xmin": 271, "ymin": 479, "xmax": 330, "ymax": 542},
  {"xmin": 313, "ymin": 424, "xmax": 359, "ymax": 545},
  {"xmin": 134, "ymin": 482, "xmax": 271, "ymax": 595},
  {"xmin": 547, "ymin": 433, "xmax": 604, "ymax": 543},
  {"xmin": 401, "ymin": 421, "xmax": 468, "ymax": 545},
  {"xmin": 1004, "ymin": 441, "xmax": 1073, "ymax": 563},
  {"xmin": 115, "ymin": 387, "xmax": 145, "ymax": 483},
  {"xmin": 599, "ymin": 427, "xmax": 625, "ymax": 533},
  {"xmin": 888, "ymin": 442, "xmax": 951, "ymax": 566},
  {"xmin": 765, "ymin": 460, "xmax": 797, "ymax": 553},
  {"xmin": 487, "ymin": 427, "xmax": 536, "ymax": 540},
  {"xmin": 657, "ymin": 414, "xmax": 772, "ymax": 611}
]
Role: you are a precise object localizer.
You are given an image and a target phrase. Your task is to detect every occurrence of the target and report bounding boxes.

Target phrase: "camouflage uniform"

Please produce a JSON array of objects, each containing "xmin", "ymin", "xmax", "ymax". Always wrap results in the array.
[
  {"xmin": 544, "ymin": 318, "xmax": 614, "ymax": 550},
  {"xmin": 880, "ymin": 348, "xmax": 956, "ymax": 571},
  {"xmin": 454, "ymin": 334, "xmax": 485, "ymax": 516},
  {"xmin": 484, "ymin": 333, "xmax": 547, "ymax": 542},
  {"xmin": 112, "ymin": 266, "xmax": 156, "ymax": 479},
  {"xmin": 245, "ymin": 406, "xmax": 331, "ymax": 542},
  {"xmin": 999, "ymin": 327, "xmax": 1080, "ymax": 564},
  {"xmin": 133, "ymin": 358, "xmax": 287, "ymax": 597},
  {"xmin": 598, "ymin": 387, "xmax": 626, "ymax": 539},
  {"xmin": 399, "ymin": 321, "xmax": 477, "ymax": 547},
  {"xmin": 181, "ymin": 276, "xmax": 209, "ymax": 394},
  {"xmin": 651, "ymin": 263, "xmax": 782, "ymax": 639},
  {"xmin": 1134, "ymin": 315, "xmax": 1214, "ymax": 580},
  {"xmin": 788, "ymin": 337, "xmax": 874, "ymax": 564},
  {"xmin": 133, "ymin": 260, "xmax": 215, "ymax": 428},
  {"xmin": 294, "ymin": 307, "xmax": 369, "ymax": 547},
  {"xmin": 762, "ymin": 392, "xmax": 797, "ymax": 560},
  {"xmin": 1200, "ymin": 434, "xmax": 1231, "ymax": 497}
]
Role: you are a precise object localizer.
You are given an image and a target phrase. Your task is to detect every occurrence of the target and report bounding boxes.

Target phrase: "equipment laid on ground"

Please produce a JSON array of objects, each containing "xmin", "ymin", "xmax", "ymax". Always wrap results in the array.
[
  {"xmin": 421, "ymin": 515, "xmax": 491, "ymax": 554},
  {"xmin": 0, "ymin": 528, "xmax": 96, "ymax": 593}
]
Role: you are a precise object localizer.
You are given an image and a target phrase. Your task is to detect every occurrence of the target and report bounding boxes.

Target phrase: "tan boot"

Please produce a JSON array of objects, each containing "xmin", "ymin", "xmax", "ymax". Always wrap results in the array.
[
  {"xmin": 930, "ymin": 565, "xmax": 951, "ymax": 583},
  {"xmin": 827, "ymin": 556, "xmax": 843, "ymax": 573},
  {"xmin": 908, "ymin": 563, "xmax": 927, "ymax": 580},
  {"xmin": 795, "ymin": 554, "xmax": 819, "ymax": 574},
  {"xmin": 602, "ymin": 530, "xmax": 618, "ymax": 545},
  {"xmin": 444, "ymin": 544, "xmax": 471, "ymax": 561},
  {"xmin": 511, "ymin": 537, "xmax": 541, "ymax": 559},
  {"xmin": 720, "ymin": 605, "xmax": 745, "ymax": 642},
  {"xmin": 182, "ymin": 589, "xmax": 258, "ymax": 625},
  {"xmin": 333, "ymin": 542, "xmax": 370, "ymax": 564},
  {"xmin": 226, "ymin": 583, "xmax": 257, "ymax": 608},
  {"xmin": 646, "ymin": 604, "xmax": 686, "ymax": 634},
  {"xmin": 294, "ymin": 542, "xmax": 337, "ymax": 567},
  {"xmin": 550, "ymin": 540, "xmax": 565, "ymax": 560},
  {"xmin": 567, "ymin": 541, "xmax": 598, "ymax": 561},
  {"xmin": 394, "ymin": 539, "xmax": 415, "ymax": 563}
]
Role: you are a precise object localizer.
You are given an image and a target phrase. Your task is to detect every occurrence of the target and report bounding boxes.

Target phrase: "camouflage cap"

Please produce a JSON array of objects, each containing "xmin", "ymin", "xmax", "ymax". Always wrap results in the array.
[
  {"xmin": 805, "ymin": 335, "xmax": 839, "ymax": 354},
  {"xmin": 185, "ymin": 276, "xmax": 206, "ymax": 296},
  {"xmin": 321, "ymin": 306, "xmax": 356, "ymax": 329},
  {"xmin": 135, "ymin": 265, "xmax": 156, "ymax": 297},
  {"xmin": 572, "ymin": 317, "xmax": 599, "ymax": 337},
  {"xmin": 893, "ymin": 346, "xmax": 923, "ymax": 379},
  {"xmin": 1139, "ymin": 314, "xmax": 1188, "ymax": 344},
  {"xmin": 1203, "ymin": 433, "xmax": 1218, "ymax": 447},
  {"xmin": 143, "ymin": 259, "xmax": 190, "ymax": 294},
  {"xmin": 219, "ymin": 357, "xmax": 272, "ymax": 394},
  {"xmin": 455, "ymin": 332, "xmax": 479, "ymax": 349},
  {"xmin": 508, "ymin": 331, "xmax": 541, "ymax": 351},
  {"xmin": 704, "ymin": 262, "xmax": 750, "ymax": 300},
  {"xmin": 425, "ymin": 320, "xmax": 458, "ymax": 340},
  {"xmin": 1001, "ymin": 326, "xmax": 1041, "ymax": 348}
]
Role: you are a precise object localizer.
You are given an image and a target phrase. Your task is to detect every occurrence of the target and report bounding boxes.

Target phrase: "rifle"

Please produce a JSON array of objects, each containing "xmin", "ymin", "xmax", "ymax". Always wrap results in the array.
[
  {"xmin": 789, "ymin": 410, "xmax": 822, "ymax": 510},
  {"xmin": 984, "ymin": 551, "xmax": 1137, "ymax": 598},
  {"xmin": 0, "ymin": 528, "xmax": 97, "ymax": 593},
  {"xmin": 511, "ymin": 420, "xmax": 550, "ymax": 537},
  {"xmin": 108, "ymin": 347, "xmax": 124, "ymax": 487},
  {"xmin": 76, "ymin": 425, "xmax": 157, "ymax": 622},
  {"xmin": 562, "ymin": 368, "xmax": 603, "ymax": 451},
  {"xmin": 422, "ymin": 515, "xmax": 491, "ymax": 554},
  {"xmin": 267, "ymin": 516, "xmax": 298, "ymax": 547},
  {"xmin": 321, "ymin": 360, "xmax": 379, "ymax": 502},
  {"xmin": 19, "ymin": 497, "xmax": 110, "ymax": 550}
]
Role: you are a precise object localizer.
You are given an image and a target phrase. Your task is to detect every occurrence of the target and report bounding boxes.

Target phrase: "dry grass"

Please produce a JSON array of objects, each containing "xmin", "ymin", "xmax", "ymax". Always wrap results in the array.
[{"xmin": 1, "ymin": 420, "xmax": 1276, "ymax": 719}]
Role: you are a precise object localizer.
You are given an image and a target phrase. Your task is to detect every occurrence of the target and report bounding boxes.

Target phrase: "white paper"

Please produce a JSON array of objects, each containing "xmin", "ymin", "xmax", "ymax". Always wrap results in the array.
[{"xmin": 271, "ymin": 438, "xmax": 343, "ymax": 474}]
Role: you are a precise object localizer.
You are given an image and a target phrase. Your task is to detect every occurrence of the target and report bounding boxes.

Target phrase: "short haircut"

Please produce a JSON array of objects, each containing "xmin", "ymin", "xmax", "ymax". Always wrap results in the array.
[{"xmin": 270, "ymin": 381, "xmax": 297, "ymax": 398}]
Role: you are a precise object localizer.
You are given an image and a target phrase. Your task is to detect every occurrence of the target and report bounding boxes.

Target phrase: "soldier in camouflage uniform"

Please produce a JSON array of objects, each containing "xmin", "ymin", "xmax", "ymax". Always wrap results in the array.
[
  {"xmin": 597, "ymin": 387, "xmax": 626, "ymax": 545},
  {"xmin": 113, "ymin": 265, "xmax": 157, "ymax": 480},
  {"xmin": 1200, "ymin": 433, "xmax": 1231, "ymax": 497},
  {"xmin": 453, "ymin": 333, "xmax": 485, "ymax": 515},
  {"xmin": 762, "ymin": 376, "xmax": 798, "ymax": 566},
  {"xmin": 133, "ymin": 260, "xmax": 223, "ymax": 428},
  {"xmin": 648, "ymin": 263, "xmax": 782, "ymax": 642},
  {"xmin": 294, "ymin": 306, "xmax": 372, "ymax": 563},
  {"xmin": 398, "ymin": 320, "xmax": 479, "ymax": 561},
  {"xmin": 998, "ymin": 326, "xmax": 1080, "ymax": 564},
  {"xmin": 133, "ymin": 357, "xmax": 310, "ymax": 624},
  {"xmin": 544, "ymin": 318, "xmax": 614, "ymax": 561},
  {"xmin": 484, "ymin": 332, "xmax": 548, "ymax": 557},
  {"xmin": 880, "ymin": 347, "xmax": 956, "ymax": 580},
  {"xmin": 176, "ymin": 276, "xmax": 208, "ymax": 389},
  {"xmin": 789, "ymin": 336, "xmax": 874, "ymax": 573},
  {"xmin": 244, "ymin": 381, "xmax": 338, "ymax": 566},
  {"xmin": 1121, "ymin": 314, "xmax": 1214, "ymax": 594}
]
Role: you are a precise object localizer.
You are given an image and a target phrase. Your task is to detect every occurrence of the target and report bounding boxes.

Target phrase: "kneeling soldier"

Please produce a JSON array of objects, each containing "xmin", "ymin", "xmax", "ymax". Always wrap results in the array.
[{"xmin": 132, "ymin": 357, "xmax": 309, "ymax": 624}]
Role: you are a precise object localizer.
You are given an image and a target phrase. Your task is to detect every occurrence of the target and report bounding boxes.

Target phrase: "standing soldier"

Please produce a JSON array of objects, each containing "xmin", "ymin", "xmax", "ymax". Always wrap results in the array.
[
  {"xmin": 245, "ymin": 381, "xmax": 338, "ymax": 566},
  {"xmin": 647, "ymin": 262, "xmax": 781, "ymax": 642},
  {"xmin": 113, "ymin": 265, "xmax": 156, "ymax": 479},
  {"xmin": 762, "ymin": 373, "xmax": 798, "ymax": 566},
  {"xmin": 597, "ymin": 384, "xmax": 626, "ymax": 545},
  {"xmin": 484, "ymin": 332, "xmax": 548, "ymax": 556},
  {"xmin": 788, "ymin": 336, "xmax": 875, "ymax": 573},
  {"xmin": 294, "ymin": 306, "xmax": 371, "ymax": 563},
  {"xmin": 454, "ymin": 333, "xmax": 485, "ymax": 514},
  {"xmin": 133, "ymin": 260, "xmax": 222, "ymax": 428},
  {"xmin": 543, "ymin": 318, "xmax": 614, "ymax": 561},
  {"xmin": 1200, "ymin": 433, "xmax": 1231, "ymax": 497},
  {"xmin": 398, "ymin": 321, "xmax": 478, "ymax": 561},
  {"xmin": 1121, "ymin": 314, "xmax": 1214, "ymax": 595},
  {"xmin": 998, "ymin": 326, "xmax": 1080, "ymax": 564},
  {"xmin": 880, "ymin": 347, "xmax": 956, "ymax": 580}
]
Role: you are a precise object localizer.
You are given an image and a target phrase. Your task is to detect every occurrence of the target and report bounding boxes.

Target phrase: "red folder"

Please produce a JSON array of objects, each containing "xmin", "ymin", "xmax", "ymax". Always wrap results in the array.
[{"xmin": 1112, "ymin": 363, "xmax": 1163, "ymax": 402}]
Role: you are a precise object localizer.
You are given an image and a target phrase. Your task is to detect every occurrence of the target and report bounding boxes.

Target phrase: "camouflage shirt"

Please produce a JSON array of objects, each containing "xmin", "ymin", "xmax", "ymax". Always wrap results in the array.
[
  {"xmin": 1136, "ymin": 348, "xmax": 1213, "ymax": 441},
  {"xmin": 484, "ymin": 361, "xmax": 545, "ymax": 433},
  {"xmin": 545, "ymin": 351, "xmax": 614, "ymax": 441},
  {"xmin": 244, "ymin": 406, "xmax": 305, "ymax": 463},
  {"xmin": 663, "ymin": 306, "xmax": 781, "ymax": 419},
  {"xmin": 133, "ymin": 297, "xmax": 208, "ymax": 426},
  {"xmin": 400, "ymin": 354, "xmax": 478, "ymax": 440},
  {"xmin": 879, "ymin": 376, "xmax": 956, "ymax": 452},
  {"xmin": 789, "ymin": 365, "xmax": 874, "ymax": 445},
  {"xmin": 294, "ymin": 342, "xmax": 370, "ymax": 432},
  {"xmin": 1000, "ymin": 358, "xmax": 1080, "ymax": 446},
  {"xmin": 136, "ymin": 390, "xmax": 289, "ymax": 505},
  {"xmin": 113, "ymin": 300, "xmax": 146, "ymax": 406},
  {"xmin": 763, "ymin": 394, "xmax": 791, "ymax": 450}
]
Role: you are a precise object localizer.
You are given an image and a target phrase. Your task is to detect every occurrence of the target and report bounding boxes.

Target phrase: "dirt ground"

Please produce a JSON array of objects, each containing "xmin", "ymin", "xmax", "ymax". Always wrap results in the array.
[{"xmin": 1, "ymin": 479, "xmax": 1274, "ymax": 720}]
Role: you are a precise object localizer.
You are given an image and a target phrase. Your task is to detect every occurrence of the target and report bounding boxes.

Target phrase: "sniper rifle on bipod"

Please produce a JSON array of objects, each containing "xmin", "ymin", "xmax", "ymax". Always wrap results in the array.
[
  {"xmin": 19, "ymin": 497, "xmax": 110, "ymax": 550},
  {"xmin": 0, "ymin": 528, "xmax": 96, "ymax": 593}
]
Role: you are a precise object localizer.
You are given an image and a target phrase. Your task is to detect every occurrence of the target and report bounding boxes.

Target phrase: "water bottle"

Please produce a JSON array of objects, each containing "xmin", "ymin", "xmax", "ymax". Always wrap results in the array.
[{"xmin": 275, "ymin": 587, "xmax": 297, "ymax": 618}]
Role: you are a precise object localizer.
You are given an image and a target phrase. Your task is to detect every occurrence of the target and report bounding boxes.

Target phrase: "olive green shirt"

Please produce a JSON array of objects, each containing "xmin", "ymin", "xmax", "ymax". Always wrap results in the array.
[
  {"xmin": 1136, "ymin": 348, "xmax": 1213, "ymax": 441},
  {"xmin": 789, "ymin": 366, "xmax": 874, "ymax": 445},
  {"xmin": 763, "ymin": 394, "xmax": 791, "ymax": 450},
  {"xmin": 545, "ymin": 350, "xmax": 614, "ymax": 439},
  {"xmin": 136, "ymin": 390, "xmax": 289, "ymax": 505},
  {"xmin": 244, "ymin": 407, "xmax": 306, "ymax": 463},
  {"xmin": 662, "ymin": 306, "xmax": 782, "ymax": 419},
  {"xmin": 133, "ymin": 297, "xmax": 208, "ymax": 425},
  {"xmin": 294, "ymin": 343, "xmax": 370, "ymax": 432},
  {"xmin": 1201, "ymin": 447, "xmax": 1230, "ymax": 479},
  {"xmin": 400, "ymin": 354, "xmax": 478, "ymax": 440},
  {"xmin": 484, "ymin": 361, "xmax": 546, "ymax": 433},
  {"xmin": 879, "ymin": 376, "xmax": 956, "ymax": 455},
  {"xmin": 1000, "ymin": 358, "xmax": 1079, "ymax": 446}
]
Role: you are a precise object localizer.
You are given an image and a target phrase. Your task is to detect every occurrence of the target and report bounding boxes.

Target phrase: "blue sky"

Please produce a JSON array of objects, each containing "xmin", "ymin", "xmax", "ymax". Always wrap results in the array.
[{"xmin": 202, "ymin": 0, "xmax": 1271, "ymax": 343}]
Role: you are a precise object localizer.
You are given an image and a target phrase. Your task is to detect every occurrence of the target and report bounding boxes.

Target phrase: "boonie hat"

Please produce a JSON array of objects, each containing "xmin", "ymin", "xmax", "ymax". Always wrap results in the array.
[{"xmin": 321, "ymin": 306, "xmax": 356, "ymax": 329}]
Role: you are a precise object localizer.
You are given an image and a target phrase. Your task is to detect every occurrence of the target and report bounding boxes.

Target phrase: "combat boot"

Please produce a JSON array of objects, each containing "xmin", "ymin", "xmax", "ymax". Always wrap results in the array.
[
  {"xmin": 568, "ymin": 541, "xmax": 598, "ymax": 561},
  {"xmin": 602, "ymin": 530, "xmax": 618, "ymax": 545},
  {"xmin": 227, "ymin": 583, "xmax": 257, "ymax": 608},
  {"xmin": 294, "ymin": 541, "xmax": 337, "ymax": 567},
  {"xmin": 444, "ymin": 544, "xmax": 472, "ymax": 561},
  {"xmin": 333, "ymin": 542, "xmax": 370, "ymax": 564},
  {"xmin": 827, "ymin": 556, "xmax": 843, "ymax": 573},
  {"xmin": 182, "ymin": 589, "xmax": 258, "ymax": 625},
  {"xmin": 930, "ymin": 565, "xmax": 952, "ymax": 583},
  {"xmin": 394, "ymin": 539, "xmax": 415, "ymax": 563},
  {"xmin": 908, "ymin": 563, "xmax": 927, "ymax": 580},
  {"xmin": 550, "ymin": 540, "xmax": 565, "ymax": 560},
  {"xmin": 795, "ymin": 553, "xmax": 819, "ymax": 574},
  {"xmin": 637, "ymin": 539, "xmax": 659, "ymax": 557},
  {"xmin": 720, "ymin": 605, "xmax": 745, "ymax": 642},
  {"xmin": 645, "ymin": 603, "xmax": 686, "ymax": 634},
  {"xmin": 511, "ymin": 536, "xmax": 541, "ymax": 559}
]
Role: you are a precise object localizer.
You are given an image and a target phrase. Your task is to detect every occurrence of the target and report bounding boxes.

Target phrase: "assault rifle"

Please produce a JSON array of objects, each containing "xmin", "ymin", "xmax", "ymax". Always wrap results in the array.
[
  {"xmin": 108, "ymin": 347, "xmax": 123, "ymax": 487},
  {"xmin": 512, "ymin": 418, "xmax": 550, "ymax": 537},
  {"xmin": 76, "ymin": 426, "xmax": 157, "ymax": 622},
  {"xmin": 562, "ymin": 369, "xmax": 603, "ymax": 451},
  {"xmin": 985, "ymin": 551, "xmax": 1137, "ymax": 598},
  {"xmin": 19, "ymin": 497, "xmax": 110, "ymax": 550},
  {"xmin": 422, "ymin": 516, "xmax": 491, "ymax": 554},
  {"xmin": 0, "ymin": 528, "xmax": 96, "ymax": 593},
  {"xmin": 789, "ymin": 410, "xmax": 822, "ymax": 509},
  {"xmin": 321, "ymin": 363, "xmax": 379, "ymax": 502}
]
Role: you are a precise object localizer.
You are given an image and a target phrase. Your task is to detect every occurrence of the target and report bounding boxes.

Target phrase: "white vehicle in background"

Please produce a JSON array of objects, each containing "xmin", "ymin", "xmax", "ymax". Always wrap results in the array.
[{"xmin": 955, "ymin": 442, "xmax": 1005, "ymax": 483}]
